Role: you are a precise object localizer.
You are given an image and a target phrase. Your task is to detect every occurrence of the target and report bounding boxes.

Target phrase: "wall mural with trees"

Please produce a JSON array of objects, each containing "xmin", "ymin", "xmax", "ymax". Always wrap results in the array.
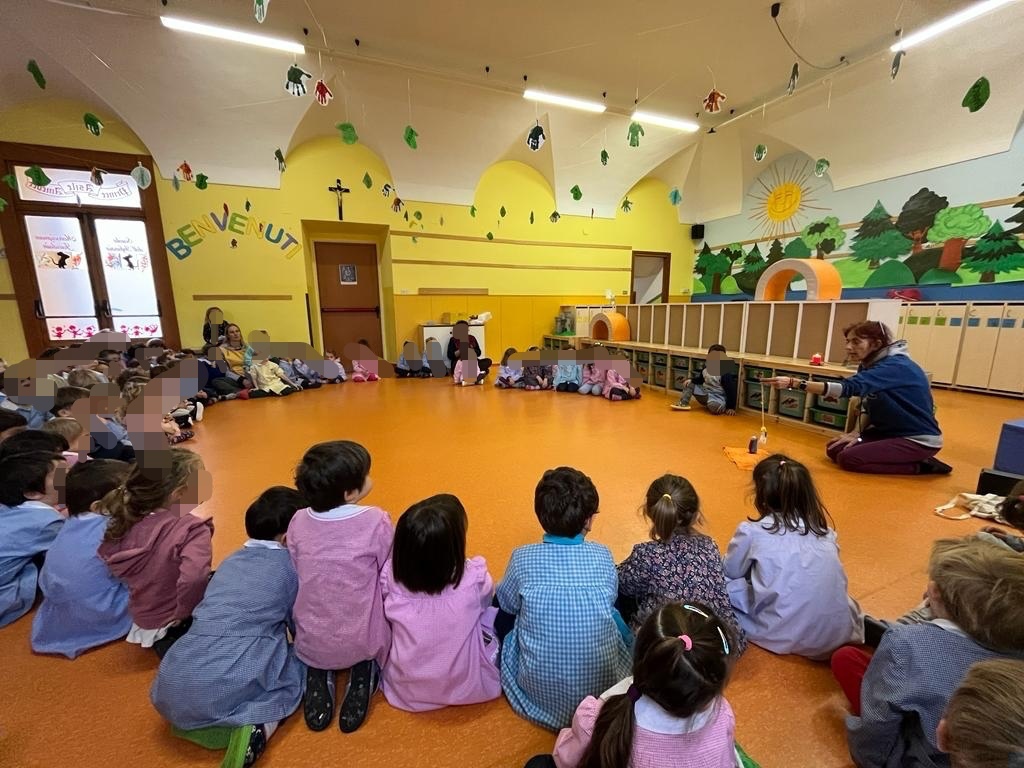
[{"xmin": 693, "ymin": 146, "xmax": 1024, "ymax": 297}]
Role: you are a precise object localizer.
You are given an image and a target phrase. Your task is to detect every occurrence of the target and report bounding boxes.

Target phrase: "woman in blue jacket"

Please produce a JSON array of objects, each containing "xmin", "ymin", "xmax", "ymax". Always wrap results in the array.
[{"xmin": 768, "ymin": 321, "xmax": 948, "ymax": 475}]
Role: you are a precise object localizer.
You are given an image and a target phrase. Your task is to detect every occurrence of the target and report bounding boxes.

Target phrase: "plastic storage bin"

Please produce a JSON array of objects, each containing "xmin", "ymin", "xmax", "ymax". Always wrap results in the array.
[
  {"xmin": 745, "ymin": 382, "xmax": 766, "ymax": 410},
  {"xmin": 653, "ymin": 353, "xmax": 668, "ymax": 366},
  {"xmin": 811, "ymin": 408, "xmax": 848, "ymax": 429},
  {"xmin": 813, "ymin": 376, "xmax": 849, "ymax": 413},
  {"xmin": 777, "ymin": 390, "xmax": 807, "ymax": 418},
  {"xmin": 671, "ymin": 366, "xmax": 689, "ymax": 390},
  {"xmin": 745, "ymin": 365, "xmax": 773, "ymax": 382},
  {"xmin": 653, "ymin": 365, "xmax": 667, "ymax": 387}
]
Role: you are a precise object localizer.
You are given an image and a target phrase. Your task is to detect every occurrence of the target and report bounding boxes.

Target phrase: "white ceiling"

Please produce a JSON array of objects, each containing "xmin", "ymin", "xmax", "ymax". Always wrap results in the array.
[{"xmin": 3, "ymin": 0, "xmax": 1023, "ymax": 220}]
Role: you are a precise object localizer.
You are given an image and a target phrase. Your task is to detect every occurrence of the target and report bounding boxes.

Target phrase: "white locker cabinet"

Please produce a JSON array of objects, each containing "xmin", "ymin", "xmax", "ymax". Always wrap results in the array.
[
  {"xmin": 954, "ymin": 304, "xmax": 1004, "ymax": 389},
  {"xmin": 925, "ymin": 304, "xmax": 967, "ymax": 385},
  {"xmin": 988, "ymin": 304, "xmax": 1024, "ymax": 394},
  {"xmin": 900, "ymin": 305, "xmax": 934, "ymax": 365}
]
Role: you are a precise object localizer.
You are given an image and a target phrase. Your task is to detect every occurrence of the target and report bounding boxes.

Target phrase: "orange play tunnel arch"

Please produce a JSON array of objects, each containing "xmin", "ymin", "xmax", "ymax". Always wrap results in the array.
[
  {"xmin": 755, "ymin": 258, "xmax": 843, "ymax": 301},
  {"xmin": 590, "ymin": 312, "xmax": 630, "ymax": 341}
]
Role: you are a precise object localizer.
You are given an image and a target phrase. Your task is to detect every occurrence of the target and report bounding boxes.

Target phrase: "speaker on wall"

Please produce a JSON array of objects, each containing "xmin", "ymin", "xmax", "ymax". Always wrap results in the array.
[{"xmin": 690, "ymin": 224, "xmax": 705, "ymax": 240}]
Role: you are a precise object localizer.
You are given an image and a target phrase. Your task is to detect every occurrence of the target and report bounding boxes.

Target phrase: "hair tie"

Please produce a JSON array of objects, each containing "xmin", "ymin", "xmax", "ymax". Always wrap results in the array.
[
  {"xmin": 678, "ymin": 634, "xmax": 693, "ymax": 651},
  {"xmin": 778, "ymin": 460, "xmax": 786, "ymax": 466},
  {"xmin": 626, "ymin": 683, "xmax": 641, "ymax": 703},
  {"xmin": 661, "ymin": 493, "xmax": 672, "ymax": 501}
]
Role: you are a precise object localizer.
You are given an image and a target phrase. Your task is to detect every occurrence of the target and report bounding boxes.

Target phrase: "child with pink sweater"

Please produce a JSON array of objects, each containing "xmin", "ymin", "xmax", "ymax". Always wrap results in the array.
[
  {"xmin": 351, "ymin": 339, "xmax": 380, "ymax": 382},
  {"xmin": 381, "ymin": 494, "xmax": 500, "ymax": 711},
  {"xmin": 289, "ymin": 441, "xmax": 393, "ymax": 733},
  {"xmin": 604, "ymin": 356, "xmax": 641, "ymax": 401}
]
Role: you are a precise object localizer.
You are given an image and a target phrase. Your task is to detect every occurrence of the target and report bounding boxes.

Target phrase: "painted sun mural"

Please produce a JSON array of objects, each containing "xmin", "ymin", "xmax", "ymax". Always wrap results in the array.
[{"xmin": 748, "ymin": 158, "xmax": 828, "ymax": 238}]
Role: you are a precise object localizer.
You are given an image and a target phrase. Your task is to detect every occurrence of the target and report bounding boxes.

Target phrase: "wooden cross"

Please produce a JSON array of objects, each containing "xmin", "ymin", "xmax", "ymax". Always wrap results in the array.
[{"xmin": 327, "ymin": 179, "xmax": 351, "ymax": 220}]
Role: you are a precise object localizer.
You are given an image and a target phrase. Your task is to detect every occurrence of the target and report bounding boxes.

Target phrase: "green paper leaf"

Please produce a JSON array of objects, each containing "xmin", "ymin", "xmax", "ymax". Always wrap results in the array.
[
  {"xmin": 130, "ymin": 164, "xmax": 152, "ymax": 190},
  {"xmin": 621, "ymin": 197, "xmax": 633, "ymax": 213},
  {"xmin": 274, "ymin": 148, "xmax": 286, "ymax": 171},
  {"xmin": 362, "ymin": 172, "xmax": 373, "ymax": 189},
  {"xmin": 600, "ymin": 149, "xmax": 609, "ymax": 166},
  {"xmin": 486, "ymin": 231, "xmax": 494, "ymax": 240},
  {"xmin": 83, "ymin": 113, "xmax": 103, "ymax": 137},
  {"xmin": 499, "ymin": 206, "xmax": 507, "ymax": 218},
  {"xmin": 570, "ymin": 185, "xmax": 582, "ymax": 201},
  {"xmin": 404, "ymin": 125, "xmax": 419, "ymax": 149},
  {"xmin": 627, "ymin": 122, "xmax": 644, "ymax": 147},
  {"xmin": 25, "ymin": 165, "xmax": 50, "ymax": 187},
  {"xmin": 245, "ymin": 199, "xmax": 252, "ymax": 211},
  {"xmin": 172, "ymin": 174, "xmax": 181, "ymax": 192},
  {"xmin": 549, "ymin": 211, "xmax": 560, "ymax": 223},
  {"xmin": 814, "ymin": 158, "xmax": 830, "ymax": 177},
  {"xmin": 754, "ymin": 144, "xmax": 768, "ymax": 162},
  {"xmin": 0, "ymin": 197, "xmax": 6, "ymax": 212},
  {"xmin": 470, "ymin": 205, "xmax": 477, "ymax": 217},
  {"xmin": 336, "ymin": 122, "xmax": 359, "ymax": 144},
  {"xmin": 669, "ymin": 188, "xmax": 682, "ymax": 206},
  {"xmin": 2, "ymin": 174, "xmax": 16, "ymax": 190},
  {"xmin": 962, "ymin": 77, "xmax": 991, "ymax": 113},
  {"xmin": 403, "ymin": 211, "xmax": 409, "ymax": 222},
  {"xmin": 413, "ymin": 211, "xmax": 422, "ymax": 220},
  {"xmin": 27, "ymin": 60, "xmax": 45, "ymax": 89},
  {"xmin": 530, "ymin": 211, "xmax": 534, "ymax": 224},
  {"xmin": 195, "ymin": 173, "xmax": 209, "ymax": 190}
]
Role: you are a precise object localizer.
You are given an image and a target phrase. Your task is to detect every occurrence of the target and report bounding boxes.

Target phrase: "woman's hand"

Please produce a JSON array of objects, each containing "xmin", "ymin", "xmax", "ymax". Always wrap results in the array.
[
  {"xmin": 766, "ymin": 376, "xmax": 795, "ymax": 389},
  {"xmin": 827, "ymin": 431, "xmax": 860, "ymax": 450}
]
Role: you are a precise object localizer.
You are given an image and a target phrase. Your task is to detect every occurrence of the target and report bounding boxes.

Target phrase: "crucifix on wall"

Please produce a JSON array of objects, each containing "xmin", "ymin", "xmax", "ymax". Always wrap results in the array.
[{"xmin": 327, "ymin": 179, "xmax": 351, "ymax": 220}]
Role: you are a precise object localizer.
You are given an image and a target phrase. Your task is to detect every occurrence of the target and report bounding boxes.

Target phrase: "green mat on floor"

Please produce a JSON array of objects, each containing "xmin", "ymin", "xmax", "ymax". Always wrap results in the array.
[{"xmin": 736, "ymin": 743, "xmax": 761, "ymax": 768}]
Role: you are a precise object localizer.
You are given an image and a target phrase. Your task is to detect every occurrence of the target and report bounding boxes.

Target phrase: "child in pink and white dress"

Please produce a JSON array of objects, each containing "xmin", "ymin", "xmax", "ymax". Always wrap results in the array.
[
  {"xmin": 381, "ymin": 494, "xmax": 500, "ymax": 711},
  {"xmin": 604, "ymin": 355, "xmax": 641, "ymax": 401},
  {"xmin": 527, "ymin": 603, "xmax": 740, "ymax": 768},
  {"xmin": 351, "ymin": 340, "xmax": 380, "ymax": 383}
]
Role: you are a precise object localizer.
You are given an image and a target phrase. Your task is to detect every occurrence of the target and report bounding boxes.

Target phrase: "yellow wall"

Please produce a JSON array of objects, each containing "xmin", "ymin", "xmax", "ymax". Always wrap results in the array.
[{"xmin": 1, "ymin": 101, "xmax": 696, "ymax": 361}]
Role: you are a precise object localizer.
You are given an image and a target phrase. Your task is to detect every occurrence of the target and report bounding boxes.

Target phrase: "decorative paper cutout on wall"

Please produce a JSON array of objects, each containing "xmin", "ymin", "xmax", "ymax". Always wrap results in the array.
[{"xmin": 164, "ymin": 204, "xmax": 301, "ymax": 261}]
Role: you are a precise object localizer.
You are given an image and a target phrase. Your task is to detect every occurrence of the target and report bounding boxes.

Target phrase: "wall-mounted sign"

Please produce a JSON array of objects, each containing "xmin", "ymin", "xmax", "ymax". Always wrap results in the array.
[
  {"xmin": 340, "ymin": 264, "xmax": 357, "ymax": 284},
  {"xmin": 14, "ymin": 166, "xmax": 141, "ymax": 208}
]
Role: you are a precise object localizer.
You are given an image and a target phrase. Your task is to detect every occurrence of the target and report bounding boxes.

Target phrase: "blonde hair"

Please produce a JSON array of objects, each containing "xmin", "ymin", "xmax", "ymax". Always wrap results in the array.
[
  {"xmin": 943, "ymin": 659, "xmax": 1024, "ymax": 768},
  {"xmin": 68, "ymin": 367, "xmax": 103, "ymax": 389},
  {"xmin": 929, "ymin": 537, "xmax": 1024, "ymax": 652},
  {"xmin": 102, "ymin": 448, "xmax": 204, "ymax": 541},
  {"xmin": 41, "ymin": 417, "xmax": 84, "ymax": 445}
]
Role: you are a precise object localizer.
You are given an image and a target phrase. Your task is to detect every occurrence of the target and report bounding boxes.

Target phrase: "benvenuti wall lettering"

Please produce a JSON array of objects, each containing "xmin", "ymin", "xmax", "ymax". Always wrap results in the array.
[{"xmin": 165, "ymin": 205, "xmax": 302, "ymax": 261}]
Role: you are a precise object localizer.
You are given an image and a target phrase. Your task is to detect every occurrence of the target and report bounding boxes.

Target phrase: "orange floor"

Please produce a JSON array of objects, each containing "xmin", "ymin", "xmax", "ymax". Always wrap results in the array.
[{"xmin": 1, "ymin": 379, "xmax": 1018, "ymax": 768}]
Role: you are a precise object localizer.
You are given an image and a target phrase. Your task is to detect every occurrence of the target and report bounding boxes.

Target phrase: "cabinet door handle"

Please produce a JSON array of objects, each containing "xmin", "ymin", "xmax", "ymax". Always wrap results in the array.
[{"xmin": 33, "ymin": 299, "xmax": 45, "ymax": 319}]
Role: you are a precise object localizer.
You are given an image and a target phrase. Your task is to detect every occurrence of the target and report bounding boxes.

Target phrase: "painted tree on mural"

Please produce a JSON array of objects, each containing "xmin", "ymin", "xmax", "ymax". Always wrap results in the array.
[
  {"xmin": 742, "ymin": 243, "xmax": 767, "ymax": 273},
  {"xmin": 961, "ymin": 221, "xmax": 1024, "ymax": 283},
  {"xmin": 767, "ymin": 238, "xmax": 785, "ymax": 264},
  {"xmin": 926, "ymin": 204, "xmax": 991, "ymax": 272},
  {"xmin": 895, "ymin": 188, "xmax": 949, "ymax": 254},
  {"xmin": 800, "ymin": 217, "xmax": 846, "ymax": 259},
  {"xmin": 850, "ymin": 201, "xmax": 911, "ymax": 269},
  {"xmin": 1007, "ymin": 182, "xmax": 1024, "ymax": 235},
  {"xmin": 783, "ymin": 237, "xmax": 812, "ymax": 258},
  {"xmin": 695, "ymin": 242, "xmax": 741, "ymax": 294}
]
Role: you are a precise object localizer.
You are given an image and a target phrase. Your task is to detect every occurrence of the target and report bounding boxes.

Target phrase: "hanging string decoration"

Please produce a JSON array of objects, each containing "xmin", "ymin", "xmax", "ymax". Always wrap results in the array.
[
  {"xmin": 530, "ymin": 211, "xmax": 535, "ymax": 224},
  {"xmin": 391, "ymin": 197, "xmax": 404, "ymax": 213},
  {"xmin": 195, "ymin": 174, "xmax": 210, "ymax": 190},
  {"xmin": 703, "ymin": 88, "xmax": 726, "ymax": 113},
  {"xmin": 403, "ymin": 125, "xmax": 419, "ymax": 150},
  {"xmin": 177, "ymin": 162, "xmax": 193, "ymax": 182},
  {"xmin": 130, "ymin": 163, "xmax": 152, "ymax": 190},
  {"xmin": 814, "ymin": 158, "xmax": 830, "ymax": 177},
  {"xmin": 570, "ymin": 185, "xmax": 583, "ymax": 201},
  {"xmin": 754, "ymin": 144, "xmax": 768, "ymax": 162},
  {"xmin": 285, "ymin": 65, "xmax": 312, "ymax": 96},
  {"xmin": 25, "ymin": 166, "xmax": 51, "ymax": 187},
  {"xmin": 362, "ymin": 172, "xmax": 373, "ymax": 189},
  {"xmin": 627, "ymin": 121, "xmax": 644, "ymax": 147},
  {"xmin": 549, "ymin": 211, "xmax": 561, "ymax": 223},
  {"xmin": 245, "ymin": 199, "xmax": 252, "ymax": 211},
  {"xmin": 499, "ymin": 206, "xmax": 507, "ymax": 218},
  {"xmin": 90, "ymin": 168, "xmax": 104, "ymax": 186},
  {"xmin": 962, "ymin": 77, "xmax": 991, "ymax": 113},
  {"xmin": 600, "ymin": 149, "xmax": 610, "ymax": 166},
  {"xmin": 786, "ymin": 63, "xmax": 800, "ymax": 95},
  {"xmin": 253, "ymin": 0, "xmax": 269, "ymax": 23},
  {"xmin": 172, "ymin": 174, "xmax": 181, "ymax": 192},
  {"xmin": 83, "ymin": 113, "xmax": 103, "ymax": 137},
  {"xmin": 469, "ymin": 205, "xmax": 477, "ymax": 217},
  {"xmin": 2, "ymin": 174, "xmax": 17, "ymax": 189},
  {"xmin": 274, "ymin": 149, "xmax": 286, "ymax": 172},
  {"xmin": 413, "ymin": 211, "xmax": 423, "ymax": 221},
  {"xmin": 621, "ymin": 197, "xmax": 633, "ymax": 213},
  {"xmin": 336, "ymin": 122, "xmax": 358, "ymax": 144},
  {"xmin": 486, "ymin": 232, "xmax": 494, "ymax": 240},
  {"xmin": 314, "ymin": 79, "xmax": 333, "ymax": 106},
  {"xmin": 669, "ymin": 188, "xmax": 682, "ymax": 206},
  {"xmin": 890, "ymin": 51, "xmax": 905, "ymax": 81},
  {"xmin": 527, "ymin": 122, "xmax": 546, "ymax": 151},
  {"xmin": 26, "ymin": 60, "xmax": 46, "ymax": 89},
  {"xmin": 381, "ymin": 184, "xmax": 393, "ymax": 198}
]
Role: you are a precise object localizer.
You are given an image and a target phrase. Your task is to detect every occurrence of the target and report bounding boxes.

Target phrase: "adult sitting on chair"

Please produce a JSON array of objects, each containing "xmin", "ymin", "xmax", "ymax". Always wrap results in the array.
[
  {"xmin": 767, "ymin": 320, "xmax": 948, "ymax": 476},
  {"xmin": 446, "ymin": 320, "xmax": 492, "ymax": 384}
]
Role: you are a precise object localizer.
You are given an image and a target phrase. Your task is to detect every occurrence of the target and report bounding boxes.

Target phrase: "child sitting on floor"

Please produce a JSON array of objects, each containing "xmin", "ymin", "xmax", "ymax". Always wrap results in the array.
[
  {"xmin": 98, "ymin": 448, "xmax": 214, "ymax": 658},
  {"xmin": 553, "ymin": 351, "xmax": 582, "ymax": 393},
  {"xmin": 525, "ymin": 603, "xmax": 740, "ymax": 768},
  {"xmin": 495, "ymin": 348, "xmax": 523, "ymax": 389},
  {"xmin": 0, "ymin": 450, "xmax": 66, "ymax": 628},
  {"xmin": 522, "ymin": 347, "xmax": 552, "ymax": 391},
  {"xmin": 617, "ymin": 474, "xmax": 746, "ymax": 653},
  {"xmin": 381, "ymin": 494, "xmax": 500, "ymax": 711},
  {"xmin": 31, "ymin": 459, "xmax": 132, "ymax": 658},
  {"xmin": 604, "ymin": 352, "xmax": 641, "ymax": 401},
  {"xmin": 248, "ymin": 352, "xmax": 301, "ymax": 398},
  {"xmin": 578, "ymin": 358, "xmax": 604, "ymax": 397},
  {"xmin": 41, "ymin": 417, "xmax": 88, "ymax": 467},
  {"xmin": 496, "ymin": 467, "xmax": 632, "ymax": 730},
  {"xmin": 151, "ymin": 486, "xmax": 308, "ymax": 768},
  {"xmin": 351, "ymin": 340, "xmax": 381, "ymax": 383},
  {"xmin": 395, "ymin": 341, "xmax": 432, "ymax": 378},
  {"xmin": 673, "ymin": 345, "xmax": 737, "ymax": 414},
  {"xmin": 289, "ymin": 440, "xmax": 392, "ymax": 733},
  {"xmin": 324, "ymin": 350, "xmax": 348, "ymax": 383},
  {"xmin": 834, "ymin": 537, "xmax": 1024, "ymax": 768},
  {"xmin": 938, "ymin": 658, "xmax": 1024, "ymax": 767},
  {"xmin": 452, "ymin": 350, "xmax": 481, "ymax": 387},
  {"xmin": 723, "ymin": 454, "xmax": 862, "ymax": 659}
]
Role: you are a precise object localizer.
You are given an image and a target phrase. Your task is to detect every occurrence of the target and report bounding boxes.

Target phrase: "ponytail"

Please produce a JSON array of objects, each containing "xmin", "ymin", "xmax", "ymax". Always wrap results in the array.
[
  {"xmin": 579, "ymin": 693, "xmax": 636, "ymax": 768},
  {"xmin": 103, "ymin": 448, "xmax": 203, "ymax": 541},
  {"xmin": 751, "ymin": 454, "xmax": 831, "ymax": 537},
  {"xmin": 645, "ymin": 474, "xmax": 701, "ymax": 541}
]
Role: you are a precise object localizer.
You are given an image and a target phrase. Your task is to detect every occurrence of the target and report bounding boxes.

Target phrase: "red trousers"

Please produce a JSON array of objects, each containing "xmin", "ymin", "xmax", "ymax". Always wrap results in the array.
[{"xmin": 831, "ymin": 645, "xmax": 874, "ymax": 716}]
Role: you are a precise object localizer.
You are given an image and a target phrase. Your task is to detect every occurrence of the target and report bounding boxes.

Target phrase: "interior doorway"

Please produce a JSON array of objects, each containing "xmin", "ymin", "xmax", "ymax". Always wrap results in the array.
[
  {"xmin": 631, "ymin": 251, "xmax": 671, "ymax": 304},
  {"xmin": 314, "ymin": 242, "xmax": 383, "ymax": 365}
]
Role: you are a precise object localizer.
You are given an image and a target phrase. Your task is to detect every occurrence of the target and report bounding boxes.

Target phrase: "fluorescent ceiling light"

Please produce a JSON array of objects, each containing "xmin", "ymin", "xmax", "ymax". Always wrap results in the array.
[
  {"xmin": 631, "ymin": 110, "xmax": 699, "ymax": 133},
  {"xmin": 161, "ymin": 16, "xmax": 305, "ymax": 54},
  {"xmin": 523, "ymin": 89, "xmax": 606, "ymax": 113},
  {"xmin": 891, "ymin": 0, "xmax": 1017, "ymax": 51}
]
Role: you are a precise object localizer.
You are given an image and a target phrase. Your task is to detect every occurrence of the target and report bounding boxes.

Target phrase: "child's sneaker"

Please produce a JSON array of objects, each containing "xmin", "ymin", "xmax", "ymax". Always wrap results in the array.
[
  {"xmin": 304, "ymin": 668, "xmax": 334, "ymax": 731},
  {"xmin": 338, "ymin": 660, "xmax": 380, "ymax": 733},
  {"xmin": 194, "ymin": 402, "xmax": 205, "ymax": 422},
  {"xmin": 243, "ymin": 724, "xmax": 267, "ymax": 767}
]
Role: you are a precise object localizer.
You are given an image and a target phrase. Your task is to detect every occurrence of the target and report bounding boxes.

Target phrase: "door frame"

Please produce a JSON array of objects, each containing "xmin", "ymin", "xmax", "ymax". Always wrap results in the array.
[
  {"xmin": 630, "ymin": 250, "xmax": 671, "ymax": 304},
  {"xmin": 310, "ymin": 238, "xmax": 387, "ymax": 357},
  {"xmin": 0, "ymin": 141, "xmax": 178, "ymax": 356}
]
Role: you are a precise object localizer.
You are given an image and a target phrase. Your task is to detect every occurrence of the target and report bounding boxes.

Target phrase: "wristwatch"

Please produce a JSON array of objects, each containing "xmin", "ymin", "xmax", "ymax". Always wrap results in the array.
[{"xmin": 798, "ymin": 379, "xmax": 808, "ymax": 392}]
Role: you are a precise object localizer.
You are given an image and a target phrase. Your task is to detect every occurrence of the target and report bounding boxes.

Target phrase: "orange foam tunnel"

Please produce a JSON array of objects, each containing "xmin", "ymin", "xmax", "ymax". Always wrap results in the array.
[
  {"xmin": 755, "ymin": 258, "xmax": 843, "ymax": 301},
  {"xmin": 590, "ymin": 312, "xmax": 630, "ymax": 341}
]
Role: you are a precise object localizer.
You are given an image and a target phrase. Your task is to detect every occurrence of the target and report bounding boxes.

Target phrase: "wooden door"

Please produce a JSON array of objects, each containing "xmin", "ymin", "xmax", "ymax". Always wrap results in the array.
[
  {"xmin": 315, "ymin": 242, "xmax": 382, "ymax": 363},
  {"xmin": 923, "ymin": 304, "xmax": 966, "ymax": 385},
  {"xmin": 988, "ymin": 303, "xmax": 1024, "ymax": 394},
  {"xmin": 954, "ymin": 304, "xmax": 1003, "ymax": 389}
]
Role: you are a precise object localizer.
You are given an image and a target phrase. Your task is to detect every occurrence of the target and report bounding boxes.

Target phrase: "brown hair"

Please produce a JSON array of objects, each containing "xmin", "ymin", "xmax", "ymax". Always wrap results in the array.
[
  {"xmin": 843, "ymin": 320, "xmax": 894, "ymax": 364},
  {"xmin": 501, "ymin": 347, "xmax": 517, "ymax": 366},
  {"xmin": 750, "ymin": 454, "xmax": 832, "ymax": 537},
  {"xmin": 929, "ymin": 537, "xmax": 1024, "ymax": 652},
  {"xmin": 997, "ymin": 479, "xmax": 1024, "ymax": 531},
  {"xmin": 580, "ymin": 603, "xmax": 733, "ymax": 768},
  {"xmin": 943, "ymin": 659, "xmax": 1024, "ymax": 768},
  {"xmin": 51, "ymin": 386, "xmax": 91, "ymax": 416},
  {"xmin": 67, "ymin": 367, "xmax": 103, "ymax": 389},
  {"xmin": 102, "ymin": 448, "xmax": 204, "ymax": 540},
  {"xmin": 644, "ymin": 474, "xmax": 701, "ymax": 541},
  {"xmin": 41, "ymin": 417, "xmax": 84, "ymax": 445}
]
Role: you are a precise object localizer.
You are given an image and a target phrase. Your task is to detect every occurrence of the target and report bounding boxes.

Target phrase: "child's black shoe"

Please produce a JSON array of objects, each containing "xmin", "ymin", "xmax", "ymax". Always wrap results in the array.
[
  {"xmin": 243, "ymin": 724, "xmax": 267, "ymax": 767},
  {"xmin": 863, "ymin": 615, "xmax": 889, "ymax": 648},
  {"xmin": 338, "ymin": 659, "xmax": 379, "ymax": 733},
  {"xmin": 303, "ymin": 668, "xmax": 334, "ymax": 731}
]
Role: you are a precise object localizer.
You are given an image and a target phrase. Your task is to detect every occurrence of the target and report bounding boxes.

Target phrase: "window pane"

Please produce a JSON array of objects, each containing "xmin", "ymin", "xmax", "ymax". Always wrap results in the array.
[
  {"xmin": 15, "ymin": 166, "xmax": 141, "ymax": 209},
  {"xmin": 95, "ymin": 219, "xmax": 159, "ymax": 316},
  {"xmin": 24, "ymin": 215, "xmax": 96, "ymax": 317}
]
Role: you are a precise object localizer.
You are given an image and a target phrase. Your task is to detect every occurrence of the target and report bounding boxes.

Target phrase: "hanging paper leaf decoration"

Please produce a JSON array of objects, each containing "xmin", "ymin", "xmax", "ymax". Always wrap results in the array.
[
  {"xmin": 890, "ymin": 51, "xmax": 905, "ymax": 81},
  {"xmin": 703, "ymin": 88, "xmax": 726, "ymax": 113},
  {"xmin": 786, "ymin": 63, "xmax": 799, "ymax": 96},
  {"xmin": 314, "ymin": 79, "xmax": 333, "ymax": 106},
  {"xmin": 26, "ymin": 60, "xmax": 45, "ymax": 89},
  {"xmin": 627, "ymin": 122, "xmax": 644, "ymax": 147},
  {"xmin": 486, "ymin": 232, "xmax": 494, "ymax": 241},
  {"xmin": 526, "ymin": 124, "xmax": 546, "ymax": 151},
  {"xmin": 172, "ymin": 174, "xmax": 181, "ymax": 192},
  {"xmin": 530, "ymin": 211, "xmax": 534, "ymax": 224},
  {"xmin": 90, "ymin": 168, "xmax": 104, "ymax": 187},
  {"xmin": 621, "ymin": 197, "xmax": 633, "ymax": 213},
  {"xmin": 962, "ymin": 77, "xmax": 991, "ymax": 113},
  {"xmin": 439, "ymin": 216, "xmax": 445, "ymax": 227},
  {"xmin": 0, "ymin": 197, "xmax": 6, "ymax": 212},
  {"xmin": 381, "ymin": 184, "xmax": 393, "ymax": 198},
  {"xmin": 403, "ymin": 211, "xmax": 409, "ymax": 222},
  {"xmin": 600, "ymin": 149, "xmax": 609, "ymax": 166},
  {"xmin": 499, "ymin": 206, "xmax": 507, "ymax": 218},
  {"xmin": 570, "ymin": 185, "xmax": 583, "ymax": 201},
  {"xmin": 403, "ymin": 125, "xmax": 419, "ymax": 150},
  {"xmin": 253, "ymin": 0, "xmax": 269, "ymax": 23},
  {"xmin": 285, "ymin": 65, "xmax": 312, "ymax": 96},
  {"xmin": 392, "ymin": 197, "xmax": 404, "ymax": 213},
  {"xmin": 25, "ymin": 166, "xmax": 50, "ymax": 187},
  {"xmin": 336, "ymin": 122, "xmax": 359, "ymax": 145},
  {"xmin": 412, "ymin": 236, "xmax": 418, "ymax": 244},
  {"xmin": 130, "ymin": 163, "xmax": 152, "ymax": 190},
  {"xmin": 274, "ymin": 149, "xmax": 286, "ymax": 172},
  {"xmin": 413, "ymin": 211, "xmax": 423, "ymax": 221},
  {"xmin": 195, "ymin": 174, "xmax": 209, "ymax": 190},
  {"xmin": 2, "ymin": 173, "xmax": 17, "ymax": 190},
  {"xmin": 83, "ymin": 113, "xmax": 103, "ymax": 137},
  {"xmin": 814, "ymin": 158, "xmax": 830, "ymax": 177},
  {"xmin": 753, "ymin": 144, "xmax": 768, "ymax": 162},
  {"xmin": 245, "ymin": 199, "xmax": 252, "ymax": 211},
  {"xmin": 469, "ymin": 205, "xmax": 477, "ymax": 217},
  {"xmin": 668, "ymin": 188, "xmax": 682, "ymax": 206},
  {"xmin": 362, "ymin": 172, "xmax": 373, "ymax": 189},
  {"xmin": 549, "ymin": 211, "xmax": 560, "ymax": 223}
]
